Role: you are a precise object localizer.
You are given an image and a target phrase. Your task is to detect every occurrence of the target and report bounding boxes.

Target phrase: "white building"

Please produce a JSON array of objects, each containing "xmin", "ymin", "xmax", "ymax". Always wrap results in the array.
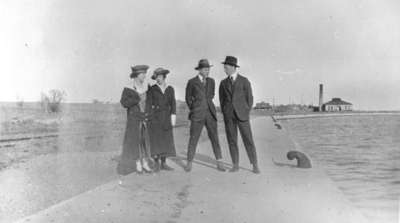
[{"xmin": 323, "ymin": 98, "xmax": 353, "ymax": 112}]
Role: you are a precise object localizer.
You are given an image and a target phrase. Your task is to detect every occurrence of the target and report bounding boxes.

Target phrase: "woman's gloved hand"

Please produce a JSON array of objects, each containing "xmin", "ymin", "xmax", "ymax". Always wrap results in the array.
[{"xmin": 171, "ymin": 114, "xmax": 176, "ymax": 126}]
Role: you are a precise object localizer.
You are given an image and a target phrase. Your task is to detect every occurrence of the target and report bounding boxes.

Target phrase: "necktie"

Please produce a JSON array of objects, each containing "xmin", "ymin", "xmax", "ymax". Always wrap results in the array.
[{"xmin": 227, "ymin": 76, "xmax": 233, "ymax": 93}]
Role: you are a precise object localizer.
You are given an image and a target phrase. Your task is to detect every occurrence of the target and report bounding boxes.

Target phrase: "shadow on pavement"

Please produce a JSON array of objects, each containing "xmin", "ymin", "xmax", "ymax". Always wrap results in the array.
[{"xmin": 170, "ymin": 152, "xmax": 252, "ymax": 172}]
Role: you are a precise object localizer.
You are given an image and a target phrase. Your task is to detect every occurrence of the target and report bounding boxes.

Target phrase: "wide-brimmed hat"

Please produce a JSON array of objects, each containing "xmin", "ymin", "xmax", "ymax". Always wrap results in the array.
[
  {"xmin": 221, "ymin": 56, "xmax": 239, "ymax": 67},
  {"xmin": 195, "ymin": 59, "xmax": 213, "ymax": 70},
  {"xmin": 130, "ymin": 65, "xmax": 149, "ymax": 78},
  {"xmin": 151, "ymin": 67, "xmax": 170, "ymax": 80}
]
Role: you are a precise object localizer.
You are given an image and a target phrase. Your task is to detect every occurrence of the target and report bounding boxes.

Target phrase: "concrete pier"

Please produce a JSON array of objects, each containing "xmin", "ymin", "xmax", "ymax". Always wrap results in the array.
[{"xmin": 14, "ymin": 117, "xmax": 368, "ymax": 223}]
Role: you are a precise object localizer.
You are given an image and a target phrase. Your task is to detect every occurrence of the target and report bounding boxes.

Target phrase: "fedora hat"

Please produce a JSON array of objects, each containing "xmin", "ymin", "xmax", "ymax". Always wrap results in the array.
[
  {"xmin": 195, "ymin": 59, "xmax": 213, "ymax": 70},
  {"xmin": 130, "ymin": 65, "xmax": 149, "ymax": 78},
  {"xmin": 151, "ymin": 67, "xmax": 170, "ymax": 80},
  {"xmin": 221, "ymin": 56, "xmax": 239, "ymax": 67}
]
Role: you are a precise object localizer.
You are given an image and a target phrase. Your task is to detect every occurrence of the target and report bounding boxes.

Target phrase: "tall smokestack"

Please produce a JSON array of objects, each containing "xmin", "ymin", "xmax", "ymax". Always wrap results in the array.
[{"xmin": 319, "ymin": 84, "xmax": 323, "ymax": 112}]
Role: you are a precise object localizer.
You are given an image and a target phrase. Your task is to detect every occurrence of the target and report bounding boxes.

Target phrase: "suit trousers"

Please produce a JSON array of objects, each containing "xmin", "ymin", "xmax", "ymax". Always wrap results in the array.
[
  {"xmin": 187, "ymin": 110, "xmax": 222, "ymax": 162},
  {"xmin": 224, "ymin": 112, "xmax": 258, "ymax": 165}
]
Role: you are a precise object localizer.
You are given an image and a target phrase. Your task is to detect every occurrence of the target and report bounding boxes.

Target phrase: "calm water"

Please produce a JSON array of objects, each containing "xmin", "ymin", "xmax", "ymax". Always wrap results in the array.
[{"xmin": 282, "ymin": 115, "xmax": 400, "ymax": 223}]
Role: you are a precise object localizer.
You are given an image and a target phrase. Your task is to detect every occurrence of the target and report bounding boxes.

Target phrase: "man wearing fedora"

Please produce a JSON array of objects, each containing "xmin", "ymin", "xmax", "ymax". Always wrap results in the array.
[
  {"xmin": 184, "ymin": 59, "xmax": 226, "ymax": 172},
  {"xmin": 219, "ymin": 56, "xmax": 260, "ymax": 174}
]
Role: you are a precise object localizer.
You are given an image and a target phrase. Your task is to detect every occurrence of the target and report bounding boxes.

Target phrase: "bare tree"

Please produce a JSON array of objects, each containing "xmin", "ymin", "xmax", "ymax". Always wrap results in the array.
[{"xmin": 41, "ymin": 89, "xmax": 67, "ymax": 113}]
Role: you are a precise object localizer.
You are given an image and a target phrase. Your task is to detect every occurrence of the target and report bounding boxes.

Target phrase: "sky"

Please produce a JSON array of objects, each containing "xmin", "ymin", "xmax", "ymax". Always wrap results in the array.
[{"xmin": 1, "ymin": 0, "xmax": 399, "ymax": 110}]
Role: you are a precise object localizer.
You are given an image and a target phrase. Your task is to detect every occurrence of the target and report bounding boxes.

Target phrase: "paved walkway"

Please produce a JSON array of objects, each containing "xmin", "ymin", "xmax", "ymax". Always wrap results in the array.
[{"xmin": 15, "ymin": 117, "xmax": 368, "ymax": 223}]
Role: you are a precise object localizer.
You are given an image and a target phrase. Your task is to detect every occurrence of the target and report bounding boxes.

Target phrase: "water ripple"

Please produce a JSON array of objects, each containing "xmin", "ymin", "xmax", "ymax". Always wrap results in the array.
[{"xmin": 284, "ymin": 115, "xmax": 400, "ymax": 223}]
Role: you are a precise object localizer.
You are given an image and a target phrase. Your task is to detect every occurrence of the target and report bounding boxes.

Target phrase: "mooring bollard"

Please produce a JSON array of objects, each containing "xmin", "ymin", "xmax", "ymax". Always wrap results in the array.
[{"xmin": 287, "ymin": 150, "xmax": 312, "ymax": 168}]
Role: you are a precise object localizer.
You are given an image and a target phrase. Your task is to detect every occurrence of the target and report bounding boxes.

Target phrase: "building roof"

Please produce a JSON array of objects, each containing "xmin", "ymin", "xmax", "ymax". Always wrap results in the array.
[{"xmin": 324, "ymin": 98, "xmax": 352, "ymax": 105}]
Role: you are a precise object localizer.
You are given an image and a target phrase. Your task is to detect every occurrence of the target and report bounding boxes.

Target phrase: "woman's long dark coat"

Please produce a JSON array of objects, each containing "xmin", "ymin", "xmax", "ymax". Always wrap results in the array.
[
  {"xmin": 117, "ymin": 87, "xmax": 152, "ymax": 175},
  {"xmin": 148, "ymin": 85, "xmax": 177, "ymax": 157}
]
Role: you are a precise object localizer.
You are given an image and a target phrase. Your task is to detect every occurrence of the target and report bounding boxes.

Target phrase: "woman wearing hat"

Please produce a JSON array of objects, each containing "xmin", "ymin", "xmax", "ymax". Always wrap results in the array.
[
  {"xmin": 148, "ymin": 67, "xmax": 177, "ymax": 171},
  {"xmin": 117, "ymin": 65, "xmax": 154, "ymax": 175}
]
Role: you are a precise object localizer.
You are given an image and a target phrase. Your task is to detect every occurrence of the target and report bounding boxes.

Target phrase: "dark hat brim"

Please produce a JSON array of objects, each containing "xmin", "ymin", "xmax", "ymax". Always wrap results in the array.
[
  {"xmin": 130, "ymin": 70, "xmax": 147, "ymax": 78},
  {"xmin": 151, "ymin": 69, "xmax": 170, "ymax": 80},
  {"xmin": 129, "ymin": 72, "xmax": 141, "ymax": 78},
  {"xmin": 222, "ymin": 62, "xmax": 240, "ymax": 67},
  {"xmin": 195, "ymin": 65, "xmax": 213, "ymax": 70}
]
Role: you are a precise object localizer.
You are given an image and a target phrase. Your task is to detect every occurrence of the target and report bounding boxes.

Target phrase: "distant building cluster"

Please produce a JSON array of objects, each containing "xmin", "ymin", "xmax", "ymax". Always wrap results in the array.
[
  {"xmin": 253, "ymin": 101, "xmax": 312, "ymax": 113},
  {"xmin": 252, "ymin": 84, "xmax": 353, "ymax": 113}
]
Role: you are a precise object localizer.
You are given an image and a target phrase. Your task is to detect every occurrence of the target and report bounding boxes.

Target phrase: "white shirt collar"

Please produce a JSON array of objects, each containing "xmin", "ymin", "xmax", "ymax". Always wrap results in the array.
[
  {"xmin": 229, "ymin": 71, "xmax": 238, "ymax": 81},
  {"xmin": 198, "ymin": 74, "xmax": 205, "ymax": 82}
]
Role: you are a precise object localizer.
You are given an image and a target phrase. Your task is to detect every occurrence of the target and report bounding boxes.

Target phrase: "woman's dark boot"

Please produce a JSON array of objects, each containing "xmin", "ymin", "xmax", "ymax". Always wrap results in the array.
[{"xmin": 153, "ymin": 157, "xmax": 160, "ymax": 172}]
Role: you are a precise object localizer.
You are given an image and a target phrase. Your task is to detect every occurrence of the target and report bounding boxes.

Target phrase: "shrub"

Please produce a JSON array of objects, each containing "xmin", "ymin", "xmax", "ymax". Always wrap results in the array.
[{"xmin": 41, "ymin": 89, "xmax": 67, "ymax": 113}]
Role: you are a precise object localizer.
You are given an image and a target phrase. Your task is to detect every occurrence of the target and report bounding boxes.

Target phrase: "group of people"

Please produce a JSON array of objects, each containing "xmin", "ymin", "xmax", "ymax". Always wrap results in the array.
[{"xmin": 117, "ymin": 56, "xmax": 260, "ymax": 176}]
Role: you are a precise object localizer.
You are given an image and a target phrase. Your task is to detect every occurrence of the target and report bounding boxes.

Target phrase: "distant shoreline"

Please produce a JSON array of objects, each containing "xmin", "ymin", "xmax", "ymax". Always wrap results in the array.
[
  {"xmin": 273, "ymin": 111, "xmax": 400, "ymax": 120},
  {"xmin": 1, "ymin": 101, "xmax": 400, "ymax": 121}
]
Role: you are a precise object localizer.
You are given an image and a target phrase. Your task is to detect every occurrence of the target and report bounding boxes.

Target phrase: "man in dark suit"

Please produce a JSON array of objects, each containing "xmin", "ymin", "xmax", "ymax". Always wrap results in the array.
[
  {"xmin": 184, "ymin": 59, "xmax": 226, "ymax": 172},
  {"xmin": 219, "ymin": 56, "xmax": 260, "ymax": 174}
]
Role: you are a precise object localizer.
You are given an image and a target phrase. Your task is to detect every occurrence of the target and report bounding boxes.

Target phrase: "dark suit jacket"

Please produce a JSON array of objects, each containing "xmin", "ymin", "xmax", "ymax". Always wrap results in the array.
[
  {"xmin": 219, "ymin": 74, "xmax": 254, "ymax": 121},
  {"xmin": 185, "ymin": 75, "xmax": 217, "ymax": 121}
]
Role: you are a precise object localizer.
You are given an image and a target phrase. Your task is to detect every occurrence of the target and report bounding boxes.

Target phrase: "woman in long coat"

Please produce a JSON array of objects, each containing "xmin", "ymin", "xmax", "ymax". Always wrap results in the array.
[
  {"xmin": 117, "ymin": 65, "xmax": 153, "ymax": 175},
  {"xmin": 148, "ymin": 68, "xmax": 177, "ymax": 171}
]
